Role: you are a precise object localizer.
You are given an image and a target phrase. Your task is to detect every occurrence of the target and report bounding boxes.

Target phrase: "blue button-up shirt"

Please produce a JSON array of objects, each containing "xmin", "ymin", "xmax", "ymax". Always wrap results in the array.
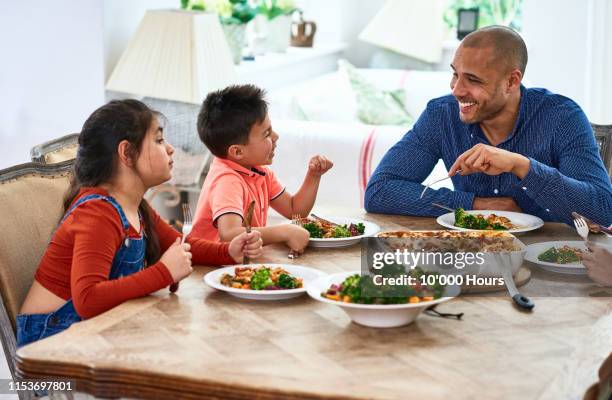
[{"xmin": 365, "ymin": 86, "xmax": 612, "ymax": 226}]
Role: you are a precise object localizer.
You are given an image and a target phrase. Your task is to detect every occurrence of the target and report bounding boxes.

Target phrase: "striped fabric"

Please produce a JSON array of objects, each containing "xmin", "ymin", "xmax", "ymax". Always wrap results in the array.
[{"xmin": 365, "ymin": 86, "xmax": 612, "ymax": 226}]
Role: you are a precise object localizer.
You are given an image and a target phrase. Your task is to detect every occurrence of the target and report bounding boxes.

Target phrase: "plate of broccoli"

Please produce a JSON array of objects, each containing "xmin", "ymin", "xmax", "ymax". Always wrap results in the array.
[
  {"xmin": 437, "ymin": 209, "xmax": 544, "ymax": 234},
  {"xmin": 204, "ymin": 264, "xmax": 327, "ymax": 300},
  {"xmin": 297, "ymin": 216, "xmax": 380, "ymax": 248}
]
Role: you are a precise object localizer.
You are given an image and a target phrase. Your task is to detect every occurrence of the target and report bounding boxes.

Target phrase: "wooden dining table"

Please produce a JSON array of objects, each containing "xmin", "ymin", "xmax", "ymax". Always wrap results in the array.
[{"xmin": 16, "ymin": 209, "xmax": 612, "ymax": 399}]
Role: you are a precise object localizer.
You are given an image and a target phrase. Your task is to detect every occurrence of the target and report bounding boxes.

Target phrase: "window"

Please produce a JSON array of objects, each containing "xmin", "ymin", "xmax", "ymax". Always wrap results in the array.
[{"xmin": 443, "ymin": 0, "xmax": 524, "ymax": 32}]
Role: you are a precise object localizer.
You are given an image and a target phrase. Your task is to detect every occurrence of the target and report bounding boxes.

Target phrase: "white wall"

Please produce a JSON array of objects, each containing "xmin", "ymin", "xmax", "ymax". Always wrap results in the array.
[
  {"xmin": 522, "ymin": 0, "xmax": 612, "ymax": 123},
  {"xmin": 297, "ymin": 0, "xmax": 386, "ymax": 67},
  {"xmin": 0, "ymin": 1, "xmax": 106, "ymax": 170}
]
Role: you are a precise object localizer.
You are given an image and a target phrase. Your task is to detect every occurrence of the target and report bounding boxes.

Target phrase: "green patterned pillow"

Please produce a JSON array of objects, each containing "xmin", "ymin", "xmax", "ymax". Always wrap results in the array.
[{"xmin": 339, "ymin": 59, "xmax": 413, "ymax": 126}]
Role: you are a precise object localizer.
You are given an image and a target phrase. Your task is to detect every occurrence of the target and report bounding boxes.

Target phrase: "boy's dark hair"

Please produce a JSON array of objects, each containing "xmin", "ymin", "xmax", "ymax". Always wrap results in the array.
[{"xmin": 197, "ymin": 84, "xmax": 268, "ymax": 157}]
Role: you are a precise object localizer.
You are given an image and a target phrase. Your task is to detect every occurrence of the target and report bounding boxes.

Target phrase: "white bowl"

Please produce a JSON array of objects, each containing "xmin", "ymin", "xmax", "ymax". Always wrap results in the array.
[{"xmin": 306, "ymin": 272, "xmax": 460, "ymax": 328}]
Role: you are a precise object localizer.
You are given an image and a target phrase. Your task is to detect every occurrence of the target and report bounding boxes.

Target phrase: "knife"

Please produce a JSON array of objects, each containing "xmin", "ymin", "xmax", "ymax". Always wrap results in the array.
[
  {"xmin": 242, "ymin": 200, "xmax": 256, "ymax": 264},
  {"xmin": 432, "ymin": 203, "xmax": 456, "ymax": 213},
  {"xmin": 572, "ymin": 212, "xmax": 612, "ymax": 235}
]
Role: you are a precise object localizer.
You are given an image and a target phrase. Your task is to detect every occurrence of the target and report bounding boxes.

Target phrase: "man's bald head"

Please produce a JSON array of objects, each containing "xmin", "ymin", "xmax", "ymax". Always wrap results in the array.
[{"xmin": 461, "ymin": 25, "xmax": 528, "ymax": 76}]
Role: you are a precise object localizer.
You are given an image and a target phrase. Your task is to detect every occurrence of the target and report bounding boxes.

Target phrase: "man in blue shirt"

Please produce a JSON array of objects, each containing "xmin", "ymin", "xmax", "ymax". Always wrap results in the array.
[{"xmin": 365, "ymin": 25, "xmax": 612, "ymax": 226}]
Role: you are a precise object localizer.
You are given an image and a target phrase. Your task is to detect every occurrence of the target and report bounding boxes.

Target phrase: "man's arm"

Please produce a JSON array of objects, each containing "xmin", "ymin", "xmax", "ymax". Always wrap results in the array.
[
  {"xmin": 365, "ymin": 104, "xmax": 475, "ymax": 216},
  {"xmin": 448, "ymin": 106, "xmax": 612, "ymax": 225}
]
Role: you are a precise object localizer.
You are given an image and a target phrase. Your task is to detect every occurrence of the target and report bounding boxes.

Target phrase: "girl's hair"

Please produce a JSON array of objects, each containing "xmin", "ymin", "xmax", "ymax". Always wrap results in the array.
[{"xmin": 64, "ymin": 99, "xmax": 161, "ymax": 265}]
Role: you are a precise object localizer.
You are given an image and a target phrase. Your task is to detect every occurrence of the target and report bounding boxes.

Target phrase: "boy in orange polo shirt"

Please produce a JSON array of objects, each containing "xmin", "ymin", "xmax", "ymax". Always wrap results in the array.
[{"xmin": 191, "ymin": 84, "xmax": 333, "ymax": 255}]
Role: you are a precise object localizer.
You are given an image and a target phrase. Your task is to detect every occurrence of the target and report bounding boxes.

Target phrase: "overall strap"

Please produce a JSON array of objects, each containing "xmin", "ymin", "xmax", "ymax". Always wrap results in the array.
[{"xmin": 61, "ymin": 194, "xmax": 130, "ymax": 232}]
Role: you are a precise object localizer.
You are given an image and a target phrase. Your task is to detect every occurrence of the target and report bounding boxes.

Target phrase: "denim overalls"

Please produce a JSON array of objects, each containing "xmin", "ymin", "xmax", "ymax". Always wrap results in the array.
[{"xmin": 16, "ymin": 194, "xmax": 146, "ymax": 347}]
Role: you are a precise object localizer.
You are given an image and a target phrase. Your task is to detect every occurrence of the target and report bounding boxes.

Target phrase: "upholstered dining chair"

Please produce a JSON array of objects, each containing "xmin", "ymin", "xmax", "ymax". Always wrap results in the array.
[
  {"xmin": 30, "ymin": 133, "xmax": 79, "ymax": 164},
  {"xmin": 0, "ymin": 160, "xmax": 73, "ymax": 399},
  {"xmin": 592, "ymin": 123, "xmax": 612, "ymax": 178}
]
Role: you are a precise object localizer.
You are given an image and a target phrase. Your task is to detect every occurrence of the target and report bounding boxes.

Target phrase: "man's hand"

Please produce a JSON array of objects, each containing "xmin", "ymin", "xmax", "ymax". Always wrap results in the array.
[
  {"xmin": 473, "ymin": 197, "xmax": 522, "ymax": 212},
  {"xmin": 449, "ymin": 144, "xmax": 530, "ymax": 179},
  {"xmin": 307, "ymin": 155, "xmax": 334, "ymax": 177}
]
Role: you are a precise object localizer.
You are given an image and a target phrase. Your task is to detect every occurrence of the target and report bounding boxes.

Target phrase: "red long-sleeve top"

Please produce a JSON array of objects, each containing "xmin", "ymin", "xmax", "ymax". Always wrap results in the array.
[{"xmin": 35, "ymin": 188, "xmax": 234, "ymax": 318}]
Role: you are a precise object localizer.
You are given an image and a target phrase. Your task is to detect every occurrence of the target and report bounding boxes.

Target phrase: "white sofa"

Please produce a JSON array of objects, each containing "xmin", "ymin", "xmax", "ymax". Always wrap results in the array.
[{"xmin": 267, "ymin": 68, "xmax": 455, "ymax": 211}]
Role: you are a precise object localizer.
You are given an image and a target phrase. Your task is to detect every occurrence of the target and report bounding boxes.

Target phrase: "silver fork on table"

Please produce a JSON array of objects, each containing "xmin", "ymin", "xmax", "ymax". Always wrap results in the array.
[
  {"xmin": 170, "ymin": 203, "xmax": 193, "ymax": 293},
  {"xmin": 573, "ymin": 216, "xmax": 589, "ymax": 243},
  {"xmin": 288, "ymin": 214, "xmax": 302, "ymax": 259}
]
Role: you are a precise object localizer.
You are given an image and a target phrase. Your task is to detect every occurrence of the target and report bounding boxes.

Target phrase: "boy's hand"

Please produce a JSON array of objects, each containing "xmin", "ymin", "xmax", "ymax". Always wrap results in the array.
[
  {"xmin": 283, "ymin": 224, "xmax": 310, "ymax": 254},
  {"xmin": 228, "ymin": 230, "xmax": 264, "ymax": 263},
  {"xmin": 307, "ymin": 155, "xmax": 333, "ymax": 177}
]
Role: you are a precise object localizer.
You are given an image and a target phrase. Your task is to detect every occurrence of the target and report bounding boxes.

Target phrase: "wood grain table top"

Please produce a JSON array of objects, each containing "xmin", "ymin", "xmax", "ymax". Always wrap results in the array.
[{"xmin": 16, "ymin": 210, "xmax": 612, "ymax": 399}]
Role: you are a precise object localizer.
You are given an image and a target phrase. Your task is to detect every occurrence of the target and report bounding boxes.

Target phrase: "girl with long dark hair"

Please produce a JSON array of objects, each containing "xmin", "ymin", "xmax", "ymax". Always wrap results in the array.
[{"xmin": 17, "ymin": 100, "xmax": 262, "ymax": 347}]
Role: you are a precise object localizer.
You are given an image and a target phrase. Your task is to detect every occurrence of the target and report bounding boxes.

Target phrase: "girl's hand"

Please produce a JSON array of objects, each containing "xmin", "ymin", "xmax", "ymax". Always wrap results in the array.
[
  {"xmin": 229, "ymin": 231, "xmax": 264, "ymax": 263},
  {"xmin": 307, "ymin": 155, "xmax": 334, "ymax": 177},
  {"xmin": 160, "ymin": 238, "xmax": 193, "ymax": 282}
]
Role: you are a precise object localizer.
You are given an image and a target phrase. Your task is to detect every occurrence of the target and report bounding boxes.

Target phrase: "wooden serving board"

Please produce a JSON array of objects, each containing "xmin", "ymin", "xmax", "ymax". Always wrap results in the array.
[{"xmin": 461, "ymin": 266, "xmax": 531, "ymax": 293}]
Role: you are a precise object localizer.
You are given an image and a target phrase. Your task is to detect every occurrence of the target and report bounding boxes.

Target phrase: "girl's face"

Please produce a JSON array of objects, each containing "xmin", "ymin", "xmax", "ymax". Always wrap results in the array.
[{"xmin": 135, "ymin": 118, "xmax": 174, "ymax": 188}]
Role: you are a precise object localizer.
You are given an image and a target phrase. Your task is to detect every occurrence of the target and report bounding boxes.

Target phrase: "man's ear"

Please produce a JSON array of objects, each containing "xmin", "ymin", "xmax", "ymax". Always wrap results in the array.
[
  {"xmin": 117, "ymin": 140, "xmax": 135, "ymax": 167},
  {"xmin": 227, "ymin": 144, "xmax": 244, "ymax": 160},
  {"xmin": 507, "ymin": 69, "xmax": 522, "ymax": 92}
]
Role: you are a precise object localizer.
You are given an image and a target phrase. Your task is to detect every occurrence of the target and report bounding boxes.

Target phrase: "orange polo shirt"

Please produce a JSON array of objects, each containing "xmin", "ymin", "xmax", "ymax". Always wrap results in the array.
[{"xmin": 191, "ymin": 157, "xmax": 285, "ymax": 241}]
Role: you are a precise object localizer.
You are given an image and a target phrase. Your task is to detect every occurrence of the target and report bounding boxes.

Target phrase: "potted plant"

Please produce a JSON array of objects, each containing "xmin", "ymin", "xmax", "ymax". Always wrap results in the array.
[
  {"xmin": 181, "ymin": 0, "xmax": 258, "ymax": 64},
  {"xmin": 257, "ymin": 0, "xmax": 297, "ymax": 52}
]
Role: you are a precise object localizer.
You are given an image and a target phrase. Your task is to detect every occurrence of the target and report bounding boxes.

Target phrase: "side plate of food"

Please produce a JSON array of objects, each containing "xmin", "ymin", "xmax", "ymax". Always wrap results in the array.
[
  {"xmin": 204, "ymin": 264, "xmax": 327, "ymax": 300},
  {"xmin": 524, "ymin": 241, "xmax": 588, "ymax": 274},
  {"xmin": 436, "ymin": 208, "xmax": 544, "ymax": 234},
  {"xmin": 298, "ymin": 215, "xmax": 380, "ymax": 248}
]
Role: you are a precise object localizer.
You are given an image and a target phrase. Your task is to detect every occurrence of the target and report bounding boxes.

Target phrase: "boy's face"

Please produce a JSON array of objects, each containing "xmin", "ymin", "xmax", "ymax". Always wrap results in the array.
[{"xmin": 230, "ymin": 114, "xmax": 278, "ymax": 167}]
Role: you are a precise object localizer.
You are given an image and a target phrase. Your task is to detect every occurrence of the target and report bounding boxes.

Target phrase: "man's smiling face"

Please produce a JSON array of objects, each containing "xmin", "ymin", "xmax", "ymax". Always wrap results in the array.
[{"xmin": 450, "ymin": 45, "xmax": 510, "ymax": 124}]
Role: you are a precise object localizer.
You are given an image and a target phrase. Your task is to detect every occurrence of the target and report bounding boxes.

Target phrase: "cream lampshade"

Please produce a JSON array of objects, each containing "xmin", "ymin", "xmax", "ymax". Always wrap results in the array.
[
  {"xmin": 106, "ymin": 10, "xmax": 238, "ymax": 188},
  {"xmin": 359, "ymin": 0, "xmax": 445, "ymax": 64},
  {"xmin": 106, "ymin": 9, "xmax": 237, "ymax": 104}
]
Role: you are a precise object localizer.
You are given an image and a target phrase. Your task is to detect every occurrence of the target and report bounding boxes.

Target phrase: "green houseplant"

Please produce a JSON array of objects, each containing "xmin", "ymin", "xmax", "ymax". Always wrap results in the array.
[
  {"xmin": 257, "ymin": 0, "xmax": 297, "ymax": 52},
  {"xmin": 443, "ymin": 0, "xmax": 524, "ymax": 32},
  {"xmin": 181, "ymin": 0, "xmax": 258, "ymax": 64}
]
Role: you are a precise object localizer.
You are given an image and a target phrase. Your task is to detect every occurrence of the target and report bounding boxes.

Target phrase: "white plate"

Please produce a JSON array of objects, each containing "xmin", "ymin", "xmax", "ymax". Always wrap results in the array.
[
  {"xmin": 304, "ymin": 217, "xmax": 380, "ymax": 248},
  {"xmin": 524, "ymin": 241, "xmax": 587, "ymax": 275},
  {"xmin": 436, "ymin": 210, "xmax": 544, "ymax": 234},
  {"xmin": 204, "ymin": 264, "xmax": 326, "ymax": 300},
  {"xmin": 306, "ymin": 271, "xmax": 459, "ymax": 328}
]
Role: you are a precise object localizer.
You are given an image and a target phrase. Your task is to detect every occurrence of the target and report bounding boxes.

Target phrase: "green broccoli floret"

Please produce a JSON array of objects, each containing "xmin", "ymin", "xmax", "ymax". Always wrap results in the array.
[
  {"xmin": 302, "ymin": 222, "xmax": 323, "ymax": 238},
  {"xmin": 250, "ymin": 268, "xmax": 274, "ymax": 290},
  {"xmin": 491, "ymin": 223, "xmax": 508, "ymax": 230},
  {"xmin": 455, "ymin": 208, "xmax": 466, "ymax": 227},
  {"xmin": 355, "ymin": 222, "xmax": 365, "ymax": 234},
  {"xmin": 340, "ymin": 274, "xmax": 363, "ymax": 302},
  {"xmin": 277, "ymin": 273, "xmax": 297, "ymax": 289},
  {"xmin": 331, "ymin": 225, "xmax": 351, "ymax": 238}
]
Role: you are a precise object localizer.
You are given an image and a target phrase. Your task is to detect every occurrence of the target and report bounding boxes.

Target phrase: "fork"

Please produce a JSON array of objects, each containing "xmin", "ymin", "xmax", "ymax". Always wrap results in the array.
[
  {"xmin": 419, "ymin": 169, "xmax": 462, "ymax": 199},
  {"xmin": 573, "ymin": 217, "xmax": 589, "ymax": 243},
  {"xmin": 288, "ymin": 214, "xmax": 302, "ymax": 259},
  {"xmin": 170, "ymin": 203, "xmax": 193, "ymax": 293}
]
